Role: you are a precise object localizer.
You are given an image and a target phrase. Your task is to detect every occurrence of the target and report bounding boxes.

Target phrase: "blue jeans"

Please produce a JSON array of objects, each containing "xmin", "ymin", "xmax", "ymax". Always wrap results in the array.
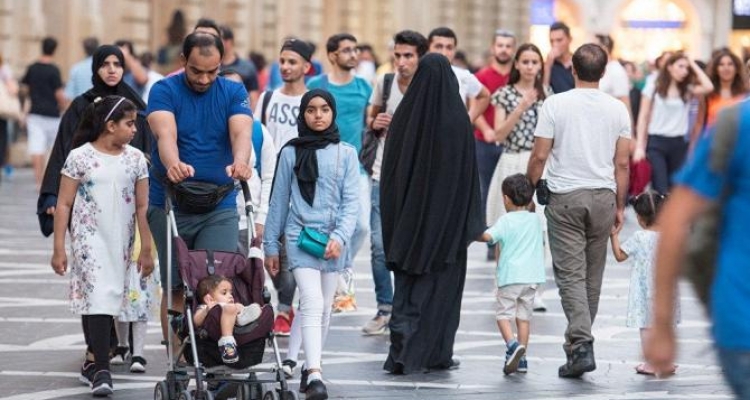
[
  {"xmin": 345, "ymin": 171, "xmax": 371, "ymax": 268},
  {"xmin": 474, "ymin": 139, "xmax": 503, "ymax": 214},
  {"xmin": 370, "ymin": 179, "xmax": 392, "ymax": 308},
  {"xmin": 718, "ymin": 347, "xmax": 750, "ymax": 399}
]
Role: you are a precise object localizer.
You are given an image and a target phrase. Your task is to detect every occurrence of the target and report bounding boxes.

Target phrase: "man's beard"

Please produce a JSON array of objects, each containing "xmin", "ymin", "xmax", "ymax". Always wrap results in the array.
[
  {"xmin": 338, "ymin": 62, "xmax": 355, "ymax": 71},
  {"xmin": 495, "ymin": 55, "xmax": 512, "ymax": 66}
]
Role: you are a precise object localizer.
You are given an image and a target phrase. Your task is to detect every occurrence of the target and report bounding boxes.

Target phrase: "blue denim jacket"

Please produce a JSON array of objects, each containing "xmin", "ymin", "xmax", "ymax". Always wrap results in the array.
[{"xmin": 263, "ymin": 143, "xmax": 360, "ymax": 272}]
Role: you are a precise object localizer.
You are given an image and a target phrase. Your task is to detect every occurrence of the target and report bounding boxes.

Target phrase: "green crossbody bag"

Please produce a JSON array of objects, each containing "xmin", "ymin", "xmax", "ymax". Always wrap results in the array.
[{"xmin": 297, "ymin": 144, "xmax": 340, "ymax": 259}]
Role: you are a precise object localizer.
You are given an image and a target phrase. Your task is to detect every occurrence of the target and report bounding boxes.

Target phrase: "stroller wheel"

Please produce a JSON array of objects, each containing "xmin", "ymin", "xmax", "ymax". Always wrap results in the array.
[
  {"xmin": 280, "ymin": 390, "xmax": 299, "ymax": 400},
  {"xmin": 177, "ymin": 390, "xmax": 193, "ymax": 400},
  {"xmin": 193, "ymin": 389, "xmax": 215, "ymax": 400},
  {"xmin": 262, "ymin": 390, "xmax": 280, "ymax": 400},
  {"xmin": 261, "ymin": 383, "xmax": 280, "ymax": 400},
  {"xmin": 235, "ymin": 383, "xmax": 253, "ymax": 400},
  {"xmin": 154, "ymin": 381, "xmax": 170, "ymax": 400}
]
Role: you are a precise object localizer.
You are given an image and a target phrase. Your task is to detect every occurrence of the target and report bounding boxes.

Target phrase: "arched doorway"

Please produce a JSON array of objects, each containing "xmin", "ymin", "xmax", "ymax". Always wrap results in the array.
[{"xmin": 611, "ymin": 0, "xmax": 700, "ymax": 63}]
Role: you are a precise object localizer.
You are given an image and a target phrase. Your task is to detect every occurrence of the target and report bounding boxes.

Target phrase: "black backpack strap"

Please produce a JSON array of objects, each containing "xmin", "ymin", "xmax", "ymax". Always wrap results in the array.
[
  {"xmin": 260, "ymin": 90, "xmax": 274, "ymax": 125},
  {"xmin": 381, "ymin": 73, "xmax": 395, "ymax": 107}
]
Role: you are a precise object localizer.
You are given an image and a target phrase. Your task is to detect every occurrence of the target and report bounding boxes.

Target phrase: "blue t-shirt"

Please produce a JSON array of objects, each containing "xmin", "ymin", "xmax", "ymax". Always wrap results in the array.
[
  {"xmin": 673, "ymin": 100, "xmax": 750, "ymax": 350},
  {"xmin": 307, "ymin": 75, "xmax": 372, "ymax": 152},
  {"xmin": 549, "ymin": 60, "xmax": 574, "ymax": 94},
  {"xmin": 485, "ymin": 211, "xmax": 546, "ymax": 287},
  {"xmin": 147, "ymin": 74, "xmax": 252, "ymax": 209}
]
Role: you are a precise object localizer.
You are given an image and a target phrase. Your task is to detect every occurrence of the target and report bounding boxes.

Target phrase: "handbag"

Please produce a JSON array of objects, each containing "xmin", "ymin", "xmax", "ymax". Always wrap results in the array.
[
  {"xmin": 683, "ymin": 104, "xmax": 740, "ymax": 312},
  {"xmin": 171, "ymin": 180, "xmax": 235, "ymax": 214},
  {"xmin": 297, "ymin": 226, "xmax": 329, "ymax": 259},
  {"xmin": 296, "ymin": 144, "xmax": 340, "ymax": 259},
  {"xmin": 0, "ymin": 78, "xmax": 20, "ymax": 121},
  {"xmin": 628, "ymin": 158, "xmax": 652, "ymax": 197}
]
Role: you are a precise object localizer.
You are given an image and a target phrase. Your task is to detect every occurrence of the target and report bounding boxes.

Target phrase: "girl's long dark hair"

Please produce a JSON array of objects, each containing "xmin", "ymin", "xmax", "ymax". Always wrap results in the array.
[
  {"xmin": 706, "ymin": 48, "xmax": 749, "ymax": 98},
  {"xmin": 508, "ymin": 43, "xmax": 547, "ymax": 102},
  {"xmin": 655, "ymin": 52, "xmax": 694, "ymax": 103},
  {"xmin": 71, "ymin": 95, "xmax": 137, "ymax": 149}
]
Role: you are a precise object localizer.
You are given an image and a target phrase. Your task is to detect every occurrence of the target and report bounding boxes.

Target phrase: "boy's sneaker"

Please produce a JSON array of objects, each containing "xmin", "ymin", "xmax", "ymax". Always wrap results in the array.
[
  {"xmin": 281, "ymin": 359, "xmax": 297, "ymax": 379},
  {"xmin": 220, "ymin": 341, "xmax": 239, "ymax": 364},
  {"xmin": 90, "ymin": 370, "xmax": 113, "ymax": 397},
  {"xmin": 110, "ymin": 345, "xmax": 130, "ymax": 365},
  {"xmin": 518, "ymin": 357, "xmax": 528, "ymax": 373},
  {"xmin": 130, "ymin": 356, "xmax": 147, "ymax": 373},
  {"xmin": 503, "ymin": 342, "xmax": 526, "ymax": 375},
  {"xmin": 533, "ymin": 296, "xmax": 547, "ymax": 312},
  {"xmin": 237, "ymin": 304, "xmax": 262, "ymax": 326},
  {"xmin": 79, "ymin": 359, "xmax": 96, "ymax": 385},
  {"xmin": 273, "ymin": 310, "xmax": 293, "ymax": 336},
  {"xmin": 361, "ymin": 311, "xmax": 390, "ymax": 335}
]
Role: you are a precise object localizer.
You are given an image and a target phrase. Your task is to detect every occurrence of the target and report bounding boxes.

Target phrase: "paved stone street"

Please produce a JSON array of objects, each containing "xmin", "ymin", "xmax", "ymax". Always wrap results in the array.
[{"xmin": 0, "ymin": 168, "xmax": 733, "ymax": 399}]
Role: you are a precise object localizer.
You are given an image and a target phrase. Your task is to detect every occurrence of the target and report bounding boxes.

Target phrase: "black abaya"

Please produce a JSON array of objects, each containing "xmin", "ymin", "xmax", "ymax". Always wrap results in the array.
[
  {"xmin": 380, "ymin": 54, "xmax": 484, "ymax": 374},
  {"xmin": 37, "ymin": 45, "xmax": 150, "ymax": 236}
]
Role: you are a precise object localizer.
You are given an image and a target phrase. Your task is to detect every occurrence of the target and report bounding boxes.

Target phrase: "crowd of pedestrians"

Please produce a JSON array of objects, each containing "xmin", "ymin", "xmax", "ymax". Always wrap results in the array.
[{"xmin": 0, "ymin": 13, "xmax": 745, "ymax": 400}]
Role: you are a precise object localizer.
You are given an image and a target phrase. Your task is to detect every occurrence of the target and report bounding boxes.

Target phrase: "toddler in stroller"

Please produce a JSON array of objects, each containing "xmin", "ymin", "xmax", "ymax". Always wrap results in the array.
[{"xmin": 193, "ymin": 275, "xmax": 262, "ymax": 364}]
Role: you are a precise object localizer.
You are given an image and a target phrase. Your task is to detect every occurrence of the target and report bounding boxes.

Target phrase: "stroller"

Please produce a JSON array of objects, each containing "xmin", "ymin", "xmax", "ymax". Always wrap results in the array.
[{"xmin": 154, "ymin": 181, "xmax": 297, "ymax": 400}]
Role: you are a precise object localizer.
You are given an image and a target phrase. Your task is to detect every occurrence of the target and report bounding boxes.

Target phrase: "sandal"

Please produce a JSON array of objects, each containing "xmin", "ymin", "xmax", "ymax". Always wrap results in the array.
[{"xmin": 635, "ymin": 363, "xmax": 656, "ymax": 375}]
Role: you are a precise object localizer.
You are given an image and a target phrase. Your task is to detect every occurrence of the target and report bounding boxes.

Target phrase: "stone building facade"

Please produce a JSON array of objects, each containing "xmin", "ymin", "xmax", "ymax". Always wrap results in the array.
[{"xmin": 0, "ymin": 0, "xmax": 736, "ymax": 80}]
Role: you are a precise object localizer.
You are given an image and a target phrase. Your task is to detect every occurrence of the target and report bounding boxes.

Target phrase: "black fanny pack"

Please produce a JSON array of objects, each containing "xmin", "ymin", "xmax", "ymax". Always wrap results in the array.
[{"xmin": 171, "ymin": 180, "xmax": 235, "ymax": 214}]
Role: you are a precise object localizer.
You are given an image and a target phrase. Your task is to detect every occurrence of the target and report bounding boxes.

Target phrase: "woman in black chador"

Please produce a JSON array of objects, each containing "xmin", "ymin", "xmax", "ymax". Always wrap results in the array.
[
  {"xmin": 37, "ymin": 45, "xmax": 150, "ymax": 236},
  {"xmin": 381, "ymin": 53, "xmax": 485, "ymax": 374}
]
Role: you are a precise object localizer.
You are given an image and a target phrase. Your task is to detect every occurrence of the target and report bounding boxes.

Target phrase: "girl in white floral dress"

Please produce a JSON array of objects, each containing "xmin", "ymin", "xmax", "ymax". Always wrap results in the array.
[
  {"xmin": 610, "ymin": 191, "xmax": 678, "ymax": 376},
  {"xmin": 51, "ymin": 95, "xmax": 154, "ymax": 396}
]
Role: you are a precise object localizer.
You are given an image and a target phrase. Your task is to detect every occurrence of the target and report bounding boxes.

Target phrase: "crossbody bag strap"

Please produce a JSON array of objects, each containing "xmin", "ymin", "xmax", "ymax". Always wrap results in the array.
[{"xmin": 327, "ymin": 144, "xmax": 340, "ymax": 231}]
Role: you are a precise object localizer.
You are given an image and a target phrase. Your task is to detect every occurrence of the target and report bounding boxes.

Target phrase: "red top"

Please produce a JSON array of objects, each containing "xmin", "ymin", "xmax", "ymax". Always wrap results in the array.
[{"xmin": 473, "ymin": 67, "xmax": 509, "ymax": 142}]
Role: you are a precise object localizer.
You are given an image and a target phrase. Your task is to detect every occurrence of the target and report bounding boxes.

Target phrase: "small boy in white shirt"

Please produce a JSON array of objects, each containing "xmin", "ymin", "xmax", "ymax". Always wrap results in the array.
[{"xmin": 478, "ymin": 173, "xmax": 546, "ymax": 375}]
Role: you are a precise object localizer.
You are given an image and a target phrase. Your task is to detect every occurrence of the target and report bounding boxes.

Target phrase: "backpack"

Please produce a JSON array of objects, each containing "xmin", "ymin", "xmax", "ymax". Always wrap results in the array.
[
  {"xmin": 260, "ymin": 90, "xmax": 274, "ymax": 125},
  {"xmin": 683, "ymin": 102, "xmax": 742, "ymax": 312},
  {"xmin": 361, "ymin": 73, "xmax": 395, "ymax": 175},
  {"xmin": 252, "ymin": 120, "xmax": 263, "ymax": 174}
]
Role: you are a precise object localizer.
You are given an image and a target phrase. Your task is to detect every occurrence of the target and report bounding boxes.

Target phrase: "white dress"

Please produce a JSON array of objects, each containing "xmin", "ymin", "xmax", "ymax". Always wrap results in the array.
[
  {"xmin": 621, "ymin": 229, "xmax": 680, "ymax": 328},
  {"xmin": 62, "ymin": 143, "xmax": 148, "ymax": 315}
]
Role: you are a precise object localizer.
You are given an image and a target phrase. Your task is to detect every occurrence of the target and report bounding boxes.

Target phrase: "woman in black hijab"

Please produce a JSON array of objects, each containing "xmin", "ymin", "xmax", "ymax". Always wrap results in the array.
[
  {"xmin": 264, "ymin": 89, "xmax": 360, "ymax": 399},
  {"xmin": 381, "ymin": 53, "xmax": 485, "ymax": 374},
  {"xmin": 37, "ymin": 45, "xmax": 150, "ymax": 236}
]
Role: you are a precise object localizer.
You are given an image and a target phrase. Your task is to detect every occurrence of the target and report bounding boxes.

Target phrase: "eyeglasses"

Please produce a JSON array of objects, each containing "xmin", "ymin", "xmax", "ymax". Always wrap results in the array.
[
  {"xmin": 335, "ymin": 47, "xmax": 360, "ymax": 56},
  {"xmin": 495, "ymin": 29, "xmax": 516, "ymax": 39}
]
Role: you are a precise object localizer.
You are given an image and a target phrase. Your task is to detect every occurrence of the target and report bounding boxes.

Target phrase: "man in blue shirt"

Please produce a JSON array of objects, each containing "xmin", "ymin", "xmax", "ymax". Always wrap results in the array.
[
  {"xmin": 147, "ymin": 32, "xmax": 253, "ymax": 344},
  {"xmin": 543, "ymin": 22, "xmax": 575, "ymax": 94},
  {"xmin": 648, "ymin": 101, "xmax": 750, "ymax": 397},
  {"xmin": 307, "ymin": 33, "xmax": 372, "ymax": 311}
]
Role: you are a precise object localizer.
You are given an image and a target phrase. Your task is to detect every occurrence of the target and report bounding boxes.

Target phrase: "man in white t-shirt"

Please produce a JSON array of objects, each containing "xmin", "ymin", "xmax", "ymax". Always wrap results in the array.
[
  {"xmin": 361, "ymin": 30, "xmax": 428, "ymax": 336},
  {"xmin": 595, "ymin": 34, "xmax": 631, "ymax": 110},
  {"xmin": 427, "ymin": 27, "xmax": 489, "ymax": 123},
  {"xmin": 527, "ymin": 43, "xmax": 631, "ymax": 379},
  {"xmin": 254, "ymin": 39, "xmax": 313, "ymax": 336}
]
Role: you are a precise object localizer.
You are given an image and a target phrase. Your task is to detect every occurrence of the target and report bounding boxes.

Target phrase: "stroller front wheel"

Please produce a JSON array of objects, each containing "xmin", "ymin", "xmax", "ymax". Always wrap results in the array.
[
  {"xmin": 177, "ymin": 390, "xmax": 192, "ymax": 400},
  {"xmin": 154, "ymin": 381, "xmax": 170, "ymax": 400}
]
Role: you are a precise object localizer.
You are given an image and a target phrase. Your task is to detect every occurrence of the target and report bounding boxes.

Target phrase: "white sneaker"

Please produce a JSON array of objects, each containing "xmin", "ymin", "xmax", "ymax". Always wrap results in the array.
[
  {"xmin": 236, "ymin": 303, "xmax": 262, "ymax": 326},
  {"xmin": 130, "ymin": 356, "xmax": 147, "ymax": 373},
  {"xmin": 110, "ymin": 346, "xmax": 130, "ymax": 365}
]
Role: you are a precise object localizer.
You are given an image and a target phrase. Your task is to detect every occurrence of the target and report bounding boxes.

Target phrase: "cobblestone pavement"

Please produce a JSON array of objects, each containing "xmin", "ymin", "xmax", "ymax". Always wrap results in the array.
[{"xmin": 0, "ymin": 169, "xmax": 733, "ymax": 399}]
